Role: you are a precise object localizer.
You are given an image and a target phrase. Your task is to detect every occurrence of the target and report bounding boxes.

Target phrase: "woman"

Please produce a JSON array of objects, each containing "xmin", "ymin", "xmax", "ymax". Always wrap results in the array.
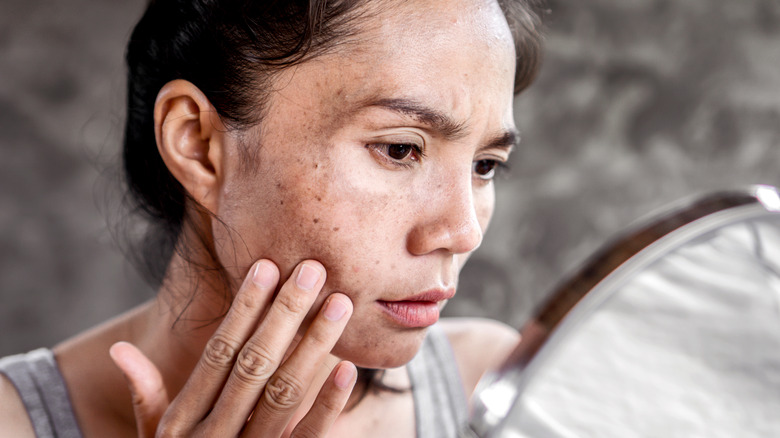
[{"xmin": 0, "ymin": 0, "xmax": 543, "ymax": 436}]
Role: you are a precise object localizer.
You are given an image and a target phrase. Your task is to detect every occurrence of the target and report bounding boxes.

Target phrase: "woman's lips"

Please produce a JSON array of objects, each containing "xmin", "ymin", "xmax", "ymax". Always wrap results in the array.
[
  {"xmin": 377, "ymin": 289, "xmax": 455, "ymax": 328},
  {"xmin": 377, "ymin": 300, "xmax": 441, "ymax": 328}
]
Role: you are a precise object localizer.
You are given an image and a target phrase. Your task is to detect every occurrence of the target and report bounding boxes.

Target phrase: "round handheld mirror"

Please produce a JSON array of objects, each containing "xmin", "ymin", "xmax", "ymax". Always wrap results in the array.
[{"xmin": 465, "ymin": 185, "xmax": 780, "ymax": 438}]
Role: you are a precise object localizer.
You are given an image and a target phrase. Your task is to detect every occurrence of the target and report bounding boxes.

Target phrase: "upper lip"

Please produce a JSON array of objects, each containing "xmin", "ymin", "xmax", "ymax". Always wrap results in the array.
[{"xmin": 380, "ymin": 288, "xmax": 456, "ymax": 303}]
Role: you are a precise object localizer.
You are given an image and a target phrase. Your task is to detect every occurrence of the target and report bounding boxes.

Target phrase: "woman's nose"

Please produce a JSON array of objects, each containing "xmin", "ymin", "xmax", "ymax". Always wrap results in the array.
[{"xmin": 406, "ymin": 178, "xmax": 484, "ymax": 256}]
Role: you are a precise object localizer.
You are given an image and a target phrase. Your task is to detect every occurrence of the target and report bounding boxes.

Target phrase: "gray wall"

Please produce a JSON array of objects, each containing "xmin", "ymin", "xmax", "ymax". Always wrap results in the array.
[{"xmin": 2, "ymin": 0, "xmax": 780, "ymax": 356}]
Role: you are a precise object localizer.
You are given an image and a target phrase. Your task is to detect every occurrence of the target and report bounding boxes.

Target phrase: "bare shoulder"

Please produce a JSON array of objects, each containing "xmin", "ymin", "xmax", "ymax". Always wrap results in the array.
[
  {"xmin": 437, "ymin": 317, "xmax": 520, "ymax": 398},
  {"xmin": 0, "ymin": 373, "xmax": 36, "ymax": 437}
]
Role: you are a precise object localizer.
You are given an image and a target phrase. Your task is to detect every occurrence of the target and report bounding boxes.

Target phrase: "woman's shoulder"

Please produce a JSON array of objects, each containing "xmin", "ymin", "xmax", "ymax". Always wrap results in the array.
[
  {"xmin": 437, "ymin": 317, "xmax": 520, "ymax": 398},
  {"xmin": 0, "ymin": 370, "xmax": 36, "ymax": 437},
  {"xmin": 0, "ymin": 348, "xmax": 87, "ymax": 437}
]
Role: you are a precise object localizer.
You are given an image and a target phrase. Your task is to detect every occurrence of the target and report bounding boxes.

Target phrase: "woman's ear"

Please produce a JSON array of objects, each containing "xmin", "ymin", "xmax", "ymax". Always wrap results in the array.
[{"xmin": 154, "ymin": 79, "xmax": 226, "ymax": 213}]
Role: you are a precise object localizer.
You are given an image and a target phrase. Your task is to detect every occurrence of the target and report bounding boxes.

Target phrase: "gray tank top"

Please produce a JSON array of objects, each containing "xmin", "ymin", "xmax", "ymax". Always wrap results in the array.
[
  {"xmin": 0, "ymin": 348, "xmax": 82, "ymax": 438},
  {"xmin": 0, "ymin": 324, "xmax": 467, "ymax": 437},
  {"xmin": 408, "ymin": 324, "xmax": 469, "ymax": 437}
]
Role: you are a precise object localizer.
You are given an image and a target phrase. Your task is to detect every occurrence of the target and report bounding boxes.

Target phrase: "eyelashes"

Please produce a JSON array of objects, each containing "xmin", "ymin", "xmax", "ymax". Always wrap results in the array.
[
  {"xmin": 365, "ymin": 142, "xmax": 425, "ymax": 169},
  {"xmin": 366, "ymin": 142, "xmax": 509, "ymax": 181},
  {"xmin": 473, "ymin": 159, "xmax": 509, "ymax": 180},
  {"xmin": 382, "ymin": 143, "xmax": 424, "ymax": 163}
]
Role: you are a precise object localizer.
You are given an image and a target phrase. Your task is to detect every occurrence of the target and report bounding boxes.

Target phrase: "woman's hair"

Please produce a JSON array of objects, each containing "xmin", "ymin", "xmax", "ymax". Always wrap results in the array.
[{"xmin": 122, "ymin": 0, "xmax": 545, "ymax": 287}]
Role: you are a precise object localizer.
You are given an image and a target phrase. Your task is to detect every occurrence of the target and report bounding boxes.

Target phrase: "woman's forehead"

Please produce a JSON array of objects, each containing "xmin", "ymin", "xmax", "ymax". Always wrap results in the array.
[
  {"xmin": 275, "ymin": 1, "xmax": 514, "ymax": 104},
  {"xmin": 253, "ymin": 0, "xmax": 517, "ymax": 144},
  {"xmin": 352, "ymin": 0, "xmax": 514, "ymax": 57}
]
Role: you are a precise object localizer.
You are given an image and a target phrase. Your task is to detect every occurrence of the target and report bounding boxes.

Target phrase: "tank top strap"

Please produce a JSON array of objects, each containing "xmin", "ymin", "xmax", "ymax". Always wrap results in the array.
[
  {"xmin": 407, "ymin": 324, "xmax": 469, "ymax": 438},
  {"xmin": 0, "ymin": 348, "xmax": 83, "ymax": 438}
]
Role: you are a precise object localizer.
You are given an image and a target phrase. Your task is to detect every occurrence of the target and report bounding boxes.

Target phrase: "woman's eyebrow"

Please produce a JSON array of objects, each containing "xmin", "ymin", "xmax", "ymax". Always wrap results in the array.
[
  {"xmin": 358, "ymin": 96, "xmax": 518, "ymax": 151},
  {"xmin": 482, "ymin": 129, "xmax": 520, "ymax": 153},
  {"xmin": 366, "ymin": 97, "xmax": 469, "ymax": 140}
]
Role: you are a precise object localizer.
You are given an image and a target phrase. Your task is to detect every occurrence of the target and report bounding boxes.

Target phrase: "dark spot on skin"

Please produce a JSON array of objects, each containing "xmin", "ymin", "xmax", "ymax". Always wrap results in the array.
[
  {"xmin": 316, "ymin": 196, "xmax": 322, "ymax": 201},
  {"xmin": 280, "ymin": 200, "xmax": 284, "ymax": 205},
  {"xmin": 314, "ymin": 163, "xmax": 319, "ymax": 169},
  {"xmin": 375, "ymin": 260, "xmax": 380, "ymax": 265},
  {"xmin": 332, "ymin": 227, "xmax": 340, "ymax": 231},
  {"xmin": 313, "ymin": 218, "xmax": 320, "ymax": 223}
]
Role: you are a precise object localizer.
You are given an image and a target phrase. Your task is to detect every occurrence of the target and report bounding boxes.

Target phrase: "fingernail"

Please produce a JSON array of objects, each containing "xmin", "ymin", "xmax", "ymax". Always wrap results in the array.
[
  {"xmin": 323, "ymin": 297, "xmax": 348, "ymax": 321},
  {"xmin": 296, "ymin": 263, "xmax": 321, "ymax": 291},
  {"xmin": 252, "ymin": 261, "xmax": 276, "ymax": 288},
  {"xmin": 334, "ymin": 363, "xmax": 356, "ymax": 389}
]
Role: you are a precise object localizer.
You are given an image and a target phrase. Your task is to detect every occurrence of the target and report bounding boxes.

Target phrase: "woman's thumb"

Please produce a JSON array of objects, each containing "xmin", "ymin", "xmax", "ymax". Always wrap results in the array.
[{"xmin": 109, "ymin": 341, "xmax": 169, "ymax": 438}]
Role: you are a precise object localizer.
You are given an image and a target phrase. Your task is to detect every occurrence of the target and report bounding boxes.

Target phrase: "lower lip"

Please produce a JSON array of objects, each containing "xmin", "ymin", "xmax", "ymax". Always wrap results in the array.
[{"xmin": 377, "ymin": 300, "xmax": 441, "ymax": 328}]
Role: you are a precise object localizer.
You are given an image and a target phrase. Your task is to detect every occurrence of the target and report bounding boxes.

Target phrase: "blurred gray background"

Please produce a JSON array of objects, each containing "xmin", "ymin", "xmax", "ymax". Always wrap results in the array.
[{"xmin": 2, "ymin": 0, "xmax": 779, "ymax": 356}]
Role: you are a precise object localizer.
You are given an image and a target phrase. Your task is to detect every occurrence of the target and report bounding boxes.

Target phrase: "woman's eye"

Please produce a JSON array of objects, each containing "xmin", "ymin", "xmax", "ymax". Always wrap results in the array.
[
  {"xmin": 367, "ymin": 142, "xmax": 424, "ymax": 167},
  {"xmin": 387, "ymin": 144, "xmax": 416, "ymax": 161},
  {"xmin": 473, "ymin": 159, "xmax": 503, "ymax": 180}
]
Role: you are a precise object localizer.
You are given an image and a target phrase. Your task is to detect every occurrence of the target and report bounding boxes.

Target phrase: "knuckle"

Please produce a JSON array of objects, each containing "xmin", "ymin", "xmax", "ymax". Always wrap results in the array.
[
  {"xmin": 318, "ymin": 391, "xmax": 346, "ymax": 414},
  {"xmin": 276, "ymin": 291, "xmax": 308, "ymax": 316},
  {"xmin": 291, "ymin": 423, "xmax": 319, "ymax": 438},
  {"xmin": 233, "ymin": 287, "xmax": 264, "ymax": 313},
  {"xmin": 130, "ymin": 389, "xmax": 147, "ymax": 407},
  {"xmin": 235, "ymin": 344, "xmax": 275, "ymax": 382},
  {"xmin": 306, "ymin": 325, "xmax": 335, "ymax": 350},
  {"xmin": 202, "ymin": 334, "xmax": 239, "ymax": 371},
  {"xmin": 156, "ymin": 410, "xmax": 190, "ymax": 438},
  {"xmin": 263, "ymin": 373, "xmax": 305, "ymax": 410},
  {"xmin": 155, "ymin": 420, "xmax": 186, "ymax": 438}
]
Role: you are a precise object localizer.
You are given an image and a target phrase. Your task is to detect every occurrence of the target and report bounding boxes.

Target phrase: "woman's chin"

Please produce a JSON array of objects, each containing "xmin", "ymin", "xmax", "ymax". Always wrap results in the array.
[{"xmin": 331, "ymin": 328, "xmax": 428, "ymax": 369}]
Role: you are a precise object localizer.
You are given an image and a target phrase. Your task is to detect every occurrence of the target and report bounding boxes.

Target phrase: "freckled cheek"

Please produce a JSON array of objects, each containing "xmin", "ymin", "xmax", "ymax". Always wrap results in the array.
[
  {"xmin": 267, "ymin": 183, "xmax": 397, "ymax": 298},
  {"xmin": 307, "ymin": 202, "xmax": 399, "ymax": 297},
  {"xmin": 214, "ymin": 165, "xmax": 327, "ymax": 279},
  {"xmin": 221, "ymin": 149, "xmax": 412, "ymax": 305}
]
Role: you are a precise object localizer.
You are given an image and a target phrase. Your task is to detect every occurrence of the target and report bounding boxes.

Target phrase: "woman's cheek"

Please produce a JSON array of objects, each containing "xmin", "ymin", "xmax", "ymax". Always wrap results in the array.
[
  {"xmin": 302, "ymin": 194, "xmax": 396, "ymax": 273},
  {"xmin": 220, "ymin": 140, "xmax": 411, "ymax": 290},
  {"xmin": 253, "ymin": 178, "xmax": 367, "ymax": 263}
]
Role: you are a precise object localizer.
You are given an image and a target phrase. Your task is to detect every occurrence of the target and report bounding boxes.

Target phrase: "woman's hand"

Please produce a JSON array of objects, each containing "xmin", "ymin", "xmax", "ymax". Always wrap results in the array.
[{"xmin": 109, "ymin": 259, "xmax": 357, "ymax": 437}]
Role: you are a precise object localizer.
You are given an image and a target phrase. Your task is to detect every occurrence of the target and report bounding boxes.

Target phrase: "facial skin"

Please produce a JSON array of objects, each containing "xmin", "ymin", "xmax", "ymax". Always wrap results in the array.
[{"xmin": 204, "ymin": 0, "xmax": 517, "ymax": 369}]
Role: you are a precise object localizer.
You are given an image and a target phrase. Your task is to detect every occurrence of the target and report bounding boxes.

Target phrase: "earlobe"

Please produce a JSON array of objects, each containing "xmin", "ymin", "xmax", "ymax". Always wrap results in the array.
[{"xmin": 154, "ymin": 79, "xmax": 225, "ymax": 213}]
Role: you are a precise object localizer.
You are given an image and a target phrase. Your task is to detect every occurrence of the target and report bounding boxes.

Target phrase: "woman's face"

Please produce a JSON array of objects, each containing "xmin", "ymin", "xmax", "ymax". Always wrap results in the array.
[{"xmin": 213, "ymin": 0, "xmax": 517, "ymax": 368}]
